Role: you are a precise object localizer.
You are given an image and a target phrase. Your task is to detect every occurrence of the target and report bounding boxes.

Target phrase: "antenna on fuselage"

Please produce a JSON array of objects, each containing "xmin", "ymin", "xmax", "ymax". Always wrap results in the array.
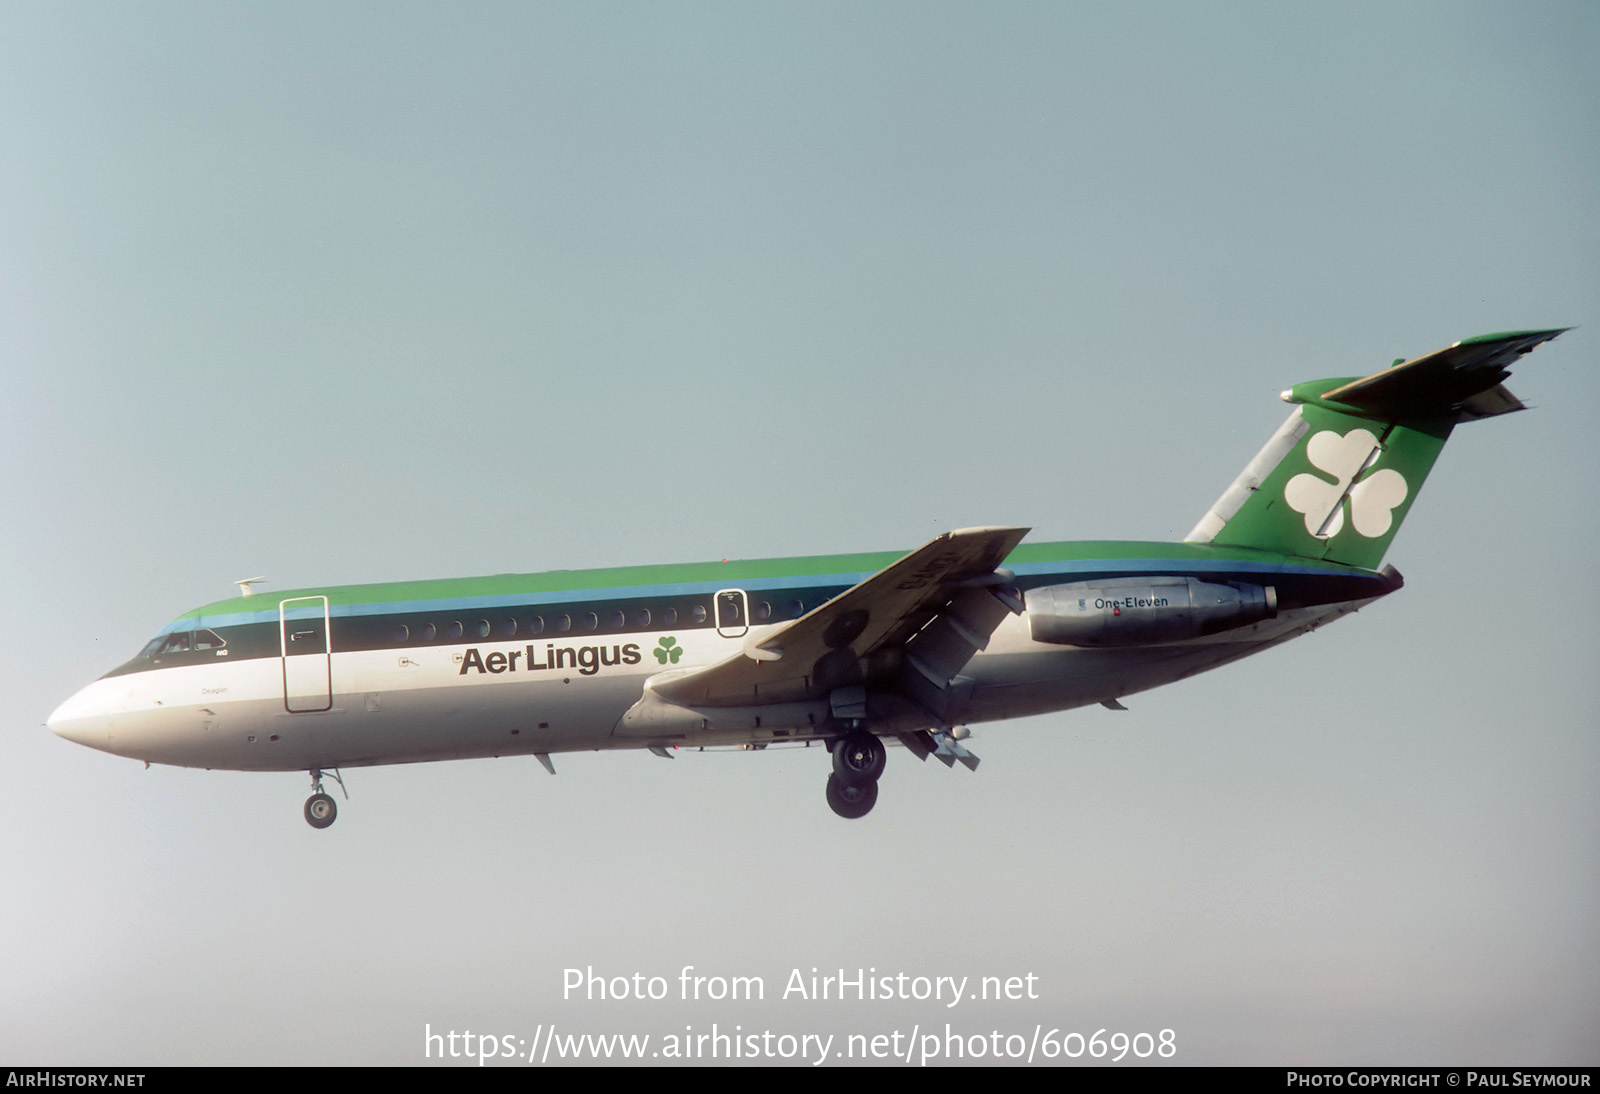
[{"xmin": 235, "ymin": 576, "xmax": 267, "ymax": 597}]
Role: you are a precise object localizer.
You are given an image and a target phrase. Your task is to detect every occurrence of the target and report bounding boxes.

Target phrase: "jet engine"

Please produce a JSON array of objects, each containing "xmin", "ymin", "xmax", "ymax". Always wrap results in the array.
[{"xmin": 1026, "ymin": 577, "xmax": 1276, "ymax": 647}]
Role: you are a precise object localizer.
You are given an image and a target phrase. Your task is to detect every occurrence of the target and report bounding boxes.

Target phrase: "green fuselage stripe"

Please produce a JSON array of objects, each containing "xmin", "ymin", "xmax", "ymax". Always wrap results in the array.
[{"xmin": 105, "ymin": 542, "xmax": 1389, "ymax": 680}]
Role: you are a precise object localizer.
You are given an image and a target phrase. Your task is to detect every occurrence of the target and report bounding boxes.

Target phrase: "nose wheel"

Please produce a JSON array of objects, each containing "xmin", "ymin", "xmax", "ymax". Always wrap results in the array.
[
  {"xmin": 304, "ymin": 768, "xmax": 346, "ymax": 829},
  {"xmin": 304, "ymin": 793, "xmax": 337, "ymax": 828},
  {"xmin": 826, "ymin": 730, "xmax": 885, "ymax": 819}
]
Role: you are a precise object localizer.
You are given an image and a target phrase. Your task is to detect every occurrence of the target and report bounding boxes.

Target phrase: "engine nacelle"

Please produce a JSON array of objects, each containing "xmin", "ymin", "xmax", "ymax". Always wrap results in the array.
[{"xmin": 1026, "ymin": 577, "xmax": 1277, "ymax": 648}]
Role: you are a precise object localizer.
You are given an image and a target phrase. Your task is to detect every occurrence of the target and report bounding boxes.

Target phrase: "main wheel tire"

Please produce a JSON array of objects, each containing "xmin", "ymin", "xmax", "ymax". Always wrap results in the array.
[
  {"xmin": 304, "ymin": 792, "xmax": 337, "ymax": 829},
  {"xmin": 832, "ymin": 731, "xmax": 886, "ymax": 785},
  {"xmin": 825, "ymin": 773, "xmax": 878, "ymax": 819}
]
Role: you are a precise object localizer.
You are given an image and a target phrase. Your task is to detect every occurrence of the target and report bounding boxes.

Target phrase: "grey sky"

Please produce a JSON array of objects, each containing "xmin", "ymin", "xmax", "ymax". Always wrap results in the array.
[{"xmin": 2, "ymin": 1, "xmax": 1595, "ymax": 1065}]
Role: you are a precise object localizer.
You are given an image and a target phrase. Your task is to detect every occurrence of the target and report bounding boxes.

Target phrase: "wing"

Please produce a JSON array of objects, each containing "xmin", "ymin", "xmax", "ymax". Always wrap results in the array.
[{"xmin": 647, "ymin": 526, "xmax": 1030, "ymax": 711}]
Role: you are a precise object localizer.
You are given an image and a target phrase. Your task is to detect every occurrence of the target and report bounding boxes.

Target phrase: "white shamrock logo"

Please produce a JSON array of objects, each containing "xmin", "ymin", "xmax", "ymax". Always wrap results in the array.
[{"xmin": 1284, "ymin": 429, "xmax": 1408, "ymax": 539}]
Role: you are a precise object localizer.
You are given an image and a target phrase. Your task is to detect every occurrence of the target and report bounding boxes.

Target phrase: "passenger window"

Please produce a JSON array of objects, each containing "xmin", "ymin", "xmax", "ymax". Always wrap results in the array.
[
  {"xmin": 555, "ymin": 614, "xmax": 571, "ymax": 633},
  {"xmin": 716, "ymin": 592, "xmax": 745, "ymax": 629},
  {"xmin": 474, "ymin": 619, "xmax": 491, "ymax": 639},
  {"xmin": 499, "ymin": 618, "xmax": 517, "ymax": 638},
  {"xmin": 392, "ymin": 624, "xmax": 410, "ymax": 643},
  {"xmin": 633, "ymin": 608, "xmax": 651, "ymax": 627},
  {"xmin": 420, "ymin": 623, "xmax": 437, "ymax": 641},
  {"xmin": 581, "ymin": 612, "xmax": 598, "ymax": 631},
  {"xmin": 755, "ymin": 601, "xmax": 772, "ymax": 622},
  {"xmin": 607, "ymin": 610, "xmax": 625, "ymax": 629},
  {"xmin": 446, "ymin": 621, "xmax": 464, "ymax": 640},
  {"xmin": 527, "ymin": 616, "xmax": 545, "ymax": 635},
  {"xmin": 691, "ymin": 605, "xmax": 707, "ymax": 624}
]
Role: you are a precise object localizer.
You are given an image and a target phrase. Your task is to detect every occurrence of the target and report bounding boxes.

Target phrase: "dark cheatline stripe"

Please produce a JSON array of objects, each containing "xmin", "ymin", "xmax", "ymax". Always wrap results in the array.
[
  {"xmin": 100, "ymin": 553, "xmax": 1393, "ymax": 681},
  {"xmin": 101, "ymin": 581, "xmax": 854, "ymax": 678}
]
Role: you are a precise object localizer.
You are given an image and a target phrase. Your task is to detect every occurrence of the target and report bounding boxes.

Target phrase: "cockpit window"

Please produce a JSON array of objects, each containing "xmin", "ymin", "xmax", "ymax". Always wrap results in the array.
[
  {"xmin": 145, "ymin": 632, "xmax": 192, "ymax": 657},
  {"xmin": 134, "ymin": 628, "xmax": 224, "ymax": 662}
]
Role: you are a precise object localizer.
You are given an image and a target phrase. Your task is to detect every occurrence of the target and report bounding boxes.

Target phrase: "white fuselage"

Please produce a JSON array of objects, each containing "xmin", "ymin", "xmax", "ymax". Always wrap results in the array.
[{"xmin": 47, "ymin": 601, "xmax": 1357, "ymax": 773}]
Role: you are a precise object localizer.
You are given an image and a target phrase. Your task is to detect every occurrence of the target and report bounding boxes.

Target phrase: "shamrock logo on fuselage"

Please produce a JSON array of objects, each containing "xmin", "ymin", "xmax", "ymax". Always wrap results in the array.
[
  {"xmin": 653, "ymin": 636, "xmax": 684, "ymax": 664},
  {"xmin": 1284, "ymin": 428, "xmax": 1409, "ymax": 539}
]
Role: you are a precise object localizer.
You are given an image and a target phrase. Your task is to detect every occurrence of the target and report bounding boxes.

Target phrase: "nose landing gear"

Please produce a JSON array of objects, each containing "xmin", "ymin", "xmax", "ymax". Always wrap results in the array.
[
  {"xmin": 826, "ymin": 730, "xmax": 885, "ymax": 820},
  {"xmin": 304, "ymin": 768, "xmax": 346, "ymax": 829}
]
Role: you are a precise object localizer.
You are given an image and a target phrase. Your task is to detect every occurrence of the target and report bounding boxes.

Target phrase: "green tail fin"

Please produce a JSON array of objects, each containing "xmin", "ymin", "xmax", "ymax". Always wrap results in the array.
[{"xmin": 1186, "ymin": 329, "xmax": 1566, "ymax": 569}]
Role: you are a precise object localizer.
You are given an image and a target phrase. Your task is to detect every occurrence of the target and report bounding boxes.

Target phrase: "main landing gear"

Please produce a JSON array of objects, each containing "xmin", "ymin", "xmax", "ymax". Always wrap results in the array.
[
  {"xmin": 826, "ymin": 730, "xmax": 885, "ymax": 820},
  {"xmin": 304, "ymin": 767, "xmax": 346, "ymax": 830}
]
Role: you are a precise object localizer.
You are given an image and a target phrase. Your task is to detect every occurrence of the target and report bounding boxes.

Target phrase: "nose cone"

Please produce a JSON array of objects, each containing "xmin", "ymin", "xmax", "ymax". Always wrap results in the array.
[{"xmin": 47, "ymin": 686, "xmax": 111, "ymax": 752}]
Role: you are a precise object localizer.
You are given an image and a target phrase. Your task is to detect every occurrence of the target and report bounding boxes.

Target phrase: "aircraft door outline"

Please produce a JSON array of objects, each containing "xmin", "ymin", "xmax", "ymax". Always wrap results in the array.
[
  {"xmin": 715, "ymin": 589, "xmax": 749, "ymax": 639},
  {"xmin": 280, "ymin": 596, "xmax": 333, "ymax": 713}
]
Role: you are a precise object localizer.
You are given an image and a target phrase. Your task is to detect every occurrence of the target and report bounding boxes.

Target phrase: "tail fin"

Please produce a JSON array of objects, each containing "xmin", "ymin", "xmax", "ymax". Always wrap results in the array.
[{"xmin": 1186, "ymin": 329, "xmax": 1566, "ymax": 569}]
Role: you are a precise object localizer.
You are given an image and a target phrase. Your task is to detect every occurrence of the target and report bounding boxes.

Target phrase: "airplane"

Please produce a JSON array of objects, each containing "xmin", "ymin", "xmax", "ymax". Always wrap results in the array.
[{"xmin": 47, "ymin": 329, "xmax": 1566, "ymax": 827}]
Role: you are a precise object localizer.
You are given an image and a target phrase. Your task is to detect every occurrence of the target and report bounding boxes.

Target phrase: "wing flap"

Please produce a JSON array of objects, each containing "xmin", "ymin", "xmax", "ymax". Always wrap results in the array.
[{"xmin": 897, "ymin": 584, "xmax": 1017, "ymax": 724}]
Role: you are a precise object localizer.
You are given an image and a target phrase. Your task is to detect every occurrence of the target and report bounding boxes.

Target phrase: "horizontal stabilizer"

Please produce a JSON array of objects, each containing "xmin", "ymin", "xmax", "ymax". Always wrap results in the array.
[
  {"xmin": 1311, "ymin": 328, "xmax": 1566, "ymax": 422},
  {"xmin": 1455, "ymin": 383, "xmax": 1527, "ymax": 421}
]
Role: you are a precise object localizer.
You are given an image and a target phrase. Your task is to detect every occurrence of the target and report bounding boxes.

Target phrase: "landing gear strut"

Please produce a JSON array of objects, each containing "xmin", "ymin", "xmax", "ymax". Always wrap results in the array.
[
  {"xmin": 826, "ymin": 730, "xmax": 885, "ymax": 820},
  {"xmin": 304, "ymin": 768, "xmax": 346, "ymax": 829}
]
